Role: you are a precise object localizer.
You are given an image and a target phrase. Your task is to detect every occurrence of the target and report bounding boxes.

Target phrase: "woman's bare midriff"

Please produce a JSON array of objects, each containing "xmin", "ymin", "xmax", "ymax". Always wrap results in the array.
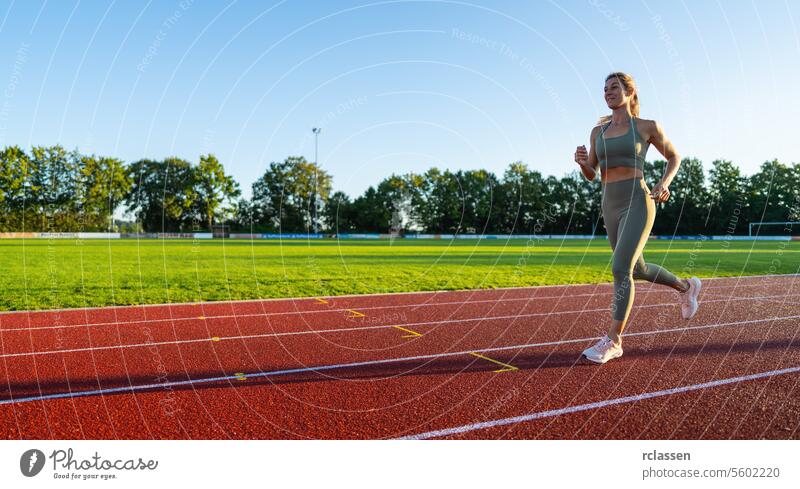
[{"xmin": 601, "ymin": 166, "xmax": 643, "ymax": 184}]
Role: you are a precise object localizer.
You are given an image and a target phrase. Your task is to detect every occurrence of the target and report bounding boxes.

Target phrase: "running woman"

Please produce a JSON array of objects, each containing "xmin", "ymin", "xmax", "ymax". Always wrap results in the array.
[{"xmin": 573, "ymin": 72, "xmax": 702, "ymax": 364}]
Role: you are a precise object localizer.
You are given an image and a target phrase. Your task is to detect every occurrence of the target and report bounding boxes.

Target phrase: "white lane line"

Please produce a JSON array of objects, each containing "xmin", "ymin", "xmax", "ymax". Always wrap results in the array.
[
  {"xmin": 0, "ymin": 288, "xmax": 664, "ymax": 333},
  {"xmin": 1, "ymin": 313, "xmax": 799, "ymax": 406},
  {"xmin": 398, "ymin": 365, "xmax": 800, "ymax": 440},
  {"xmin": 760, "ymin": 299, "xmax": 800, "ymax": 306},
  {"xmin": 703, "ymin": 292, "xmax": 800, "ymax": 299},
  {"xmin": 0, "ymin": 283, "xmax": 731, "ymax": 333},
  {"xmin": 703, "ymin": 292, "xmax": 800, "ymax": 306},
  {"xmin": 0, "ymin": 295, "xmax": 794, "ymax": 359},
  {"xmin": 2, "ymin": 274, "xmax": 796, "ymax": 332}
]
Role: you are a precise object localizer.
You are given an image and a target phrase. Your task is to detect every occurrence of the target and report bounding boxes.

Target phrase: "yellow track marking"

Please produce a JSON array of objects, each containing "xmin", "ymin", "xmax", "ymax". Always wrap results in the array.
[
  {"xmin": 210, "ymin": 336, "xmax": 220, "ymax": 342},
  {"xmin": 234, "ymin": 372, "xmax": 247, "ymax": 381},
  {"xmin": 198, "ymin": 316, "xmax": 206, "ymax": 320},
  {"xmin": 346, "ymin": 309, "xmax": 365, "ymax": 318},
  {"xmin": 393, "ymin": 326, "xmax": 423, "ymax": 338},
  {"xmin": 469, "ymin": 352, "xmax": 518, "ymax": 373},
  {"xmin": 315, "ymin": 298, "xmax": 328, "ymax": 304}
]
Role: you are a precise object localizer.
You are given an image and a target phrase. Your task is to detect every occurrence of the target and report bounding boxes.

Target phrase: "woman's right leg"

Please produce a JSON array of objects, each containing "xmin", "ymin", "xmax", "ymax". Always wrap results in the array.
[{"xmin": 599, "ymin": 182, "xmax": 625, "ymax": 345}]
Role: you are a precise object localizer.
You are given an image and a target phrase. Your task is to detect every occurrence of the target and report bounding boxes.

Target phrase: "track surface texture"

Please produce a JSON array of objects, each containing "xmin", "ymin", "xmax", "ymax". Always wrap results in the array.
[{"xmin": 1, "ymin": 274, "xmax": 799, "ymax": 439}]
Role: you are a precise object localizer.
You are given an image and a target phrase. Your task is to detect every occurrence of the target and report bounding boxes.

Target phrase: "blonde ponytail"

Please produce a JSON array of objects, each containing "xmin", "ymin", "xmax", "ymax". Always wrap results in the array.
[
  {"xmin": 630, "ymin": 91, "xmax": 640, "ymax": 117},
  {"xmin": 597, "ymin": 72, "xmax": 639, "ymax": 125}
]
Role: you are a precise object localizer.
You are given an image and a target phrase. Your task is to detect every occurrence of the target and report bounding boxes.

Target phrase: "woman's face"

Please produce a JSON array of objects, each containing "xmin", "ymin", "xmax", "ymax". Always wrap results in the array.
[{"xmin": 604, "ymin": 77, "xmax": 632, "ymax": 110}]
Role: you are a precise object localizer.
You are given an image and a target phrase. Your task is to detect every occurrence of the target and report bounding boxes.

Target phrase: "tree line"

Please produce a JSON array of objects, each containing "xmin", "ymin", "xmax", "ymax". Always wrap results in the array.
[{"xmin": 0, "ymin": 144, "xmax": 797, "ymax": 235}]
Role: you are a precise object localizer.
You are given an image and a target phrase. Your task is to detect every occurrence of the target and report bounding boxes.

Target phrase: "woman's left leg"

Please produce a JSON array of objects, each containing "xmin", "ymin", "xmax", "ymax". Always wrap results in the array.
[{"xmin": 632, "ymin": 255, "xmax": 689, "ymax": 292}]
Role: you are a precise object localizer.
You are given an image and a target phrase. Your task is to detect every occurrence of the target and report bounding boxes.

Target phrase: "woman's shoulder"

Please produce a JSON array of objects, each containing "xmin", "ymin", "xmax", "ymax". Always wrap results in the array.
[
  {"xmin": 634, "ymin": 117, "xmax": 658, "ymax": 130},
  {"xmin": 634, "ymin": 117, "xmax": 659, "ymax": 138}
]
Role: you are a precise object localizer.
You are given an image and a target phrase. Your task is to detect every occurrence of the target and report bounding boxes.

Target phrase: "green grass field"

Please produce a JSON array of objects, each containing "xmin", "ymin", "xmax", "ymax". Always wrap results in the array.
[{"xmin": 0, "ymin": 238, "xmax": 797, "ymax": 311}]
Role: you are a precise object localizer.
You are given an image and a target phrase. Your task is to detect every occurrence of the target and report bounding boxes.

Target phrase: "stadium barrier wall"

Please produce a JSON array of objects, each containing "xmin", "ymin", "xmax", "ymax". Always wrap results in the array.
[
  {"xmin": 262, "ymin": 233, "xmax": 325, "ymax": 239},
  {"xmin": 37, "ymin": 232, "xmax": 122, "ymax": 239},
  {"xmin": 0, "ymin": 233, "xmax": 794, "ymax": 241},
  {"xmin": 335, "ymin": 233, "xmax": 380, "ymax": 239}
]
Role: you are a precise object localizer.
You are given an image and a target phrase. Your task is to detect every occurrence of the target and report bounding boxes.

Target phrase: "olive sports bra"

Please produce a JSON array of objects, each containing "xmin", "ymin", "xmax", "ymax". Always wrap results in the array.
[{"xmin": 594, "ymin": 117, "xmax": 649, "ymax": 170}]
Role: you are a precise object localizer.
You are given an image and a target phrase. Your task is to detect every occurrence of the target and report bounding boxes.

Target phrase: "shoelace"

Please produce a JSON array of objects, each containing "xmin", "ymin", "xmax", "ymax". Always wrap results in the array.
[{"xmin": 595, "ymin": 336, "xmax": 612, "ymax": 351}]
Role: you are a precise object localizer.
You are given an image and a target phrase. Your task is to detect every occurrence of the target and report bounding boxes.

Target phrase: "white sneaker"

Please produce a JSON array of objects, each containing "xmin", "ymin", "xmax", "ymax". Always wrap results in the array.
[
  {"xmin": 681, "ymin": 277, "xmax": 702, "ymax": 319},
  {"xmin": 582, "ymin": 335, "xmax": 623, "ymax": 364}
]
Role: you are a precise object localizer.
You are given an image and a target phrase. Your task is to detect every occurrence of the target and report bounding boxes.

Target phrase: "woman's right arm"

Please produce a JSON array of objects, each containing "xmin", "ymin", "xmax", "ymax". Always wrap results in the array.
[{"xmin": 575, "ymin": 127, "xmax": 600, "ymax": 181}]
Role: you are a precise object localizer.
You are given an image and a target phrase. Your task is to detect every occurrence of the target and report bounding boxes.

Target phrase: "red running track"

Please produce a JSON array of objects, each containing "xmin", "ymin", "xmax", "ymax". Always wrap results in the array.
[{"xmin": 1, "ymin": 274, "xmax": 799, "ymax": 439}]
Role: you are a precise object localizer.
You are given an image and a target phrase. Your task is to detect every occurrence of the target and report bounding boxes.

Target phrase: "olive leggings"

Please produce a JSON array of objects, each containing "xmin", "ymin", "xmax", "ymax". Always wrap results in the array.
[{"xmin": 602, "ymin": 177, "xmax": 685, "ymax": 322}]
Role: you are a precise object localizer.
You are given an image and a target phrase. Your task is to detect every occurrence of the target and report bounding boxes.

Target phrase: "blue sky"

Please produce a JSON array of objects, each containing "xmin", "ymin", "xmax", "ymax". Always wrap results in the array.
[{"xmin": 1, "ymin": 0, "xmax": 798, "ymax": 202}]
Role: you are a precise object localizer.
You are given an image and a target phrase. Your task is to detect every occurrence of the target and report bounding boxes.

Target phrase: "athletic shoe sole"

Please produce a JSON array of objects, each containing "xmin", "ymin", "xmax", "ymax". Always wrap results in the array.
[{"xmin": 582, "ymin": 349, "xmax": 623, "ymax": 364}]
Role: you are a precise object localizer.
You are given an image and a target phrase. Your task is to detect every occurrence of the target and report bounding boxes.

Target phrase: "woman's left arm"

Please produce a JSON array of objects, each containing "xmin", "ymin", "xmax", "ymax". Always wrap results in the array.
[{"xmin": 647, "ymin": 120, "xmax": 681, "ymax": 202}]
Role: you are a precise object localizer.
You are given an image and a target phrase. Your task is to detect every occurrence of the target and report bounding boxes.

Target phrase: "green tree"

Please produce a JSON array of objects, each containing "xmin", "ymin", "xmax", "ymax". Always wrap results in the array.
[
  {"xmin": 27, "ymin": 146, "xmax": 81, "ymax": 231},
  {"xmin": 642, "ymin": 159, "xmax": 665, "ymax": 187},
  {"xmin": 744, "ymin": 159, "xmax": 799, "ymax": 235},
  {"xmin": 251, "ymin": 160, "xmax": 288, "ymax": 232},
  {"xmin": 350, "ymin": 186, "xmax": 390, "ymax": 232},
  {"xmin": 324, "ymin": 191, "xmax": 357, "ymax": 233},
  {"xmin": 450, "ymin": 169, "xmax": 499, "ymax": 234},
  {"xmin": 412, "ymin": 168, "xmax": 464, "ymax": 233},
  {"xmin": 78, "ymin": 155, "xmax": 132, "ymax": 231},
  {"xmin": 0, "ymin": 146, "xmax": 31, "ymax": 231},
  {"xmin": 553, "ymin": 170, "xmax": 601, "ymax": 235},
  {"xmin": 707, "ymin": 159, "xmax": 746, "ymax": 235},
  {"xmin": 250, "ymin": 156, "xmax": 332, "ymax": 233},
  {"xmin": 230, "ymin": 198, "xmax": 254, "ymax": 232},
  {"xmin": 540, "ymin": 175, "xmax": 565, "ymax": 234},
  {"xmin": 496, "ymin": 162, "xmax": 549, "ymax": 234},
  {"xmin": 372, "ymin": 173, "xmax": 423, "ymax": 233},
  {"xmin": 125, "ymin": 158, "xmax": 198, "ymax": 232},
  {"xmin": 348, "ymin": 174, "xmax": 425, "ymax": 233},
  {"xmin": 194, "ymin": 154, "xmax": 241, "ymax": 231},
  {"xmin": 653, "ymin": 157, "xmax": 708, "ymax": 235}
]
